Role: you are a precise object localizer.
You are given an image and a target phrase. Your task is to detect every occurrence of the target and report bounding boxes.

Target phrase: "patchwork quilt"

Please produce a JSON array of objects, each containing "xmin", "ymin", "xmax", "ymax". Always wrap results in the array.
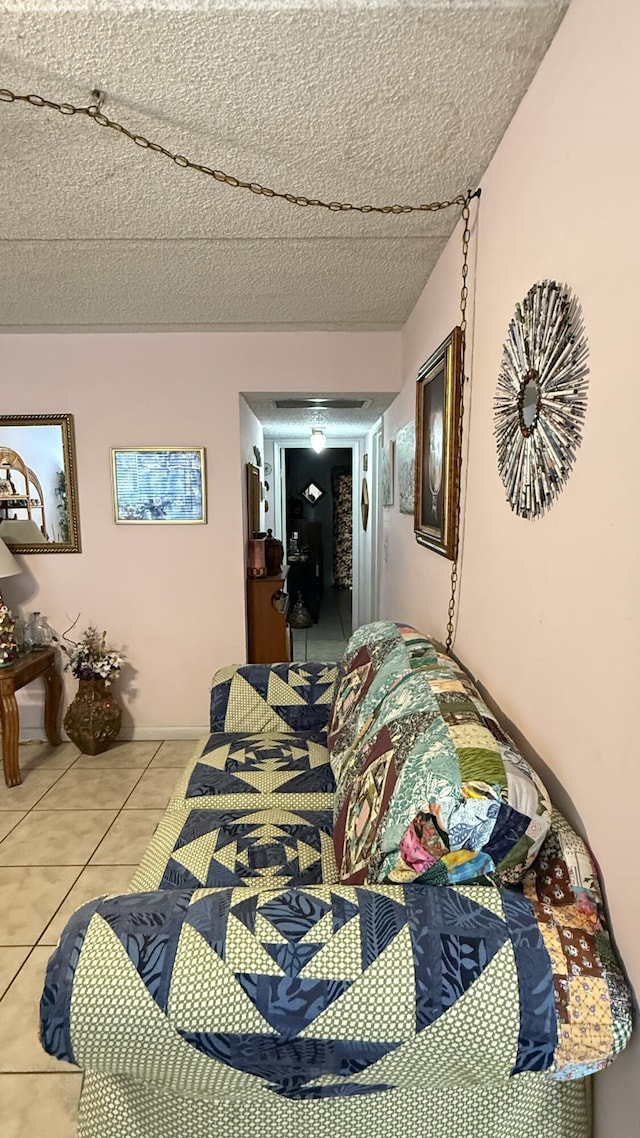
[
  {"xmin": 38, "ymin": 648, "xmax": 632, "ymax": 1138},
  {"xmin": 330, "ymin": 622, "xmax": 551, "ymax": 886},
  {"xmin": 41, "ymin": 728, "xmax": 631, "ymax": 1094},
  {"xmin": 133, "ymin": 730, "xmax": 339, "ymax": 892},
  {"xmin": 41, "ymin": 831, "xmax": 631, "ymax": 1100}
]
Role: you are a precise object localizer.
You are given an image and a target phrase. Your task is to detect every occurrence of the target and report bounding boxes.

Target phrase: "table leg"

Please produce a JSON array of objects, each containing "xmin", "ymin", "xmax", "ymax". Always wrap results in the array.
[
  {"xmin": 0, "ymin": 686, "xmax": 21, "ymax": 787},
  {"xmin": 43, "ymin": 664, "xmax": 63, "ymax": 747}
]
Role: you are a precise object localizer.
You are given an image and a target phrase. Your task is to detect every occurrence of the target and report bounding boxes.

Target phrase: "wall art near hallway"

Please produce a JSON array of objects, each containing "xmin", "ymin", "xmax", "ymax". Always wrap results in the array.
[
  {"xmin": 414, "ymin": 327, "xmax": 463, "ymax": 559},
  {"xmin": 395, "ymin": 421, "xmax": 415, "ymax": 515},
  {"xmin": 111, "ymin": 447, "xmax": 206, "ymax": 524}
]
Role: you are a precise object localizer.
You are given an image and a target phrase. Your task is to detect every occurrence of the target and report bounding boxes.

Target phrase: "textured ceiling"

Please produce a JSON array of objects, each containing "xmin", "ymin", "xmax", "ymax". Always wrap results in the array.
[
  {"xmin": 244, "ymin": 391, "xmax": 395, "ymax": 438},
  {"xmin": 0, "ymin": 0, "xmax": 570, "ymax": 330}
]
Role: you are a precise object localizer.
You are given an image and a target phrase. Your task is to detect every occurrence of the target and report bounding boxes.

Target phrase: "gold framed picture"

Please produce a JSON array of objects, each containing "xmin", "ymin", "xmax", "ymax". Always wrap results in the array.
[
  {"xmin": 112, "ymin": 447, "xmax": 206, "ymax": 524},
  {"xmin": 0, "ymin": 413, "xmax": 81, "ymax": 553},
  {"xmin": 414, "ymin": 327, "xmax": 463, "ymax": 559}
]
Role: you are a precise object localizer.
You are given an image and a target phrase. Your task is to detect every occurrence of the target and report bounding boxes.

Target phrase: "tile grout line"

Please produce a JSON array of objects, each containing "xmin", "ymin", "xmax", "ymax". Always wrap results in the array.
[
  {"xmin": 0, "ymin": 943, "xmax": 38, "ymax": 1001},
  {"xmin": 0, "ymin": 744, "xmax": 168, "ymax": 977},
  {"xmin": 27, "ymin": 749, "xmax": 160, "ymax": 946}
]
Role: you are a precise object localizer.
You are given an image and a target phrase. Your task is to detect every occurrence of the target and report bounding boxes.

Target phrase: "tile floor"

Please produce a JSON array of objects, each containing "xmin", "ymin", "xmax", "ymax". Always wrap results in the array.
[
  {"xmin": 292, "ymin": 586, "xmax": 352, "ymax": 663},
  {"xmin": 0, "ymin": 736, "xmax": 196, "ymax": 1138}
]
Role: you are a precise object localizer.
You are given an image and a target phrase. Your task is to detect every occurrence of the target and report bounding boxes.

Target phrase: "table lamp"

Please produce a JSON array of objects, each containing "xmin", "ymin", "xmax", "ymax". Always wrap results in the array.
[
  {"xmin": 0, "ymin": 518, "xmax": 47, "ymax": 544},
  {"xmin": 0, "ymin": 536, "xmax": 21, "ymax": 668}
]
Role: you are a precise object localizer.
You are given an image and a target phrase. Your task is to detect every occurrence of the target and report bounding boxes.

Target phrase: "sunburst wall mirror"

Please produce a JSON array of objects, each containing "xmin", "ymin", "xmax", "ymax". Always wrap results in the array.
[{"xmin": 494, "ymin": 280, "xmax": 589, "ymax": 519}]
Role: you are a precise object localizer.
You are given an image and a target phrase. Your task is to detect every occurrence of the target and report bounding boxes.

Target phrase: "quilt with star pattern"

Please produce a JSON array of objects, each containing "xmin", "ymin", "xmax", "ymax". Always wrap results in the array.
[{"xmin": 39, "ymin": 652, "xmax": 632, "ymax": 1138}]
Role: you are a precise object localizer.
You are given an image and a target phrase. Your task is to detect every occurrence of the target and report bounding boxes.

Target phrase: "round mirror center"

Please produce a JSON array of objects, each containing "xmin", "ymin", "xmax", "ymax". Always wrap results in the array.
[{"xmin": 519, "ymin": 372, "xmax": 541, "ymax": 435}]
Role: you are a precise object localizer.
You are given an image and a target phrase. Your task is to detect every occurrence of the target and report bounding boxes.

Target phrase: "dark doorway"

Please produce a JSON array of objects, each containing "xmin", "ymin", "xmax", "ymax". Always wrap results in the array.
[{"xmin": 284, "ymin": 447, "xmax": 352, "ymax": 662}]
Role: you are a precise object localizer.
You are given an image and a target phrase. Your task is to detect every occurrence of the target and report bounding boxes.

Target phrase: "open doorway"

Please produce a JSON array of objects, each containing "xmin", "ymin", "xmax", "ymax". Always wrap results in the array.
[{"xmin": 283, "ymin": 445, "xmax": 353, "ymax": 663}]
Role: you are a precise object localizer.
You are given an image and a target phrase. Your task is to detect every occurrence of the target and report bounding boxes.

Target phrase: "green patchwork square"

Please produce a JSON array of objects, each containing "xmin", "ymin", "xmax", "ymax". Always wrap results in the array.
[
  {"xmin": 437, "ymin": 694, "xmax": 477, "ymax": 718},
  {"xmin": 496, "ymin": 831, "xmax": 533, "ymax": 874},
  {"xmin": 457, "ymin": 747, "xmax": 506, "ymax": 789}
]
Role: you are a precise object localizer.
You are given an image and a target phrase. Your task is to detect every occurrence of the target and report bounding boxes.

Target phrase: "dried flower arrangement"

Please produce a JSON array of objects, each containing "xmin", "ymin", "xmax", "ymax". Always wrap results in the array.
[{"xmin": 61, "ymin": 624, "xmax": 123, "ymax": 685}]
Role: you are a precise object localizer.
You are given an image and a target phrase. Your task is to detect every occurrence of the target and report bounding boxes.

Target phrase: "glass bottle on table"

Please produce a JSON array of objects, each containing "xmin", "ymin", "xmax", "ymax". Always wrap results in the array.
[
  {"xmin": 13, "ymin": 617, "xmax": 27, "ymax": 655},
  {"xmin": 28, "ymin": 612, "xmax": 54, "ymax": 649}
]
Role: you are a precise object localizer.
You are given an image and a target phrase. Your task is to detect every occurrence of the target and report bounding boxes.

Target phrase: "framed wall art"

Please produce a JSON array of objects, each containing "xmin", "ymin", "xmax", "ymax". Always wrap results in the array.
[
  {"xmin": 0, "ymin": 413, "xmax": 81, "ymax": 553},
  {"xmin": 494, "ymin": 280, "xmax": 589, "ymax": 519},
  {"xmin": 112, "ymin": 447, "xmax": 206, "ymax": 524},
  {"xmin": 380, "ymin": 441, "xmax": 394, "ymax": 507},
  {"xmin": 301, "ymin": 480, "xmax": 326, "ymax": 506},
  {"xmin": 414, "ymin": 327, "xmax": 463, "ymax": 559},
  {"xmin": 246, "ymin": 463, "xmax": 261, "ymax": 536},
  {"xmin": 395, "ymin": 421, "xmax": 415, "ymax": 515}
]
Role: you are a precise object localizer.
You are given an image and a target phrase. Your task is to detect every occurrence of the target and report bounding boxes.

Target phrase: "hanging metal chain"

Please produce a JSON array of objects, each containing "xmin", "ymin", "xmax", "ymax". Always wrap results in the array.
[
  {"xmin": 0, "ymin": 88, "xmax": 469, "ymax": 216},
  {"xmin": 445, "ymin": 189, "xmax": 479, "ymax": 653}
]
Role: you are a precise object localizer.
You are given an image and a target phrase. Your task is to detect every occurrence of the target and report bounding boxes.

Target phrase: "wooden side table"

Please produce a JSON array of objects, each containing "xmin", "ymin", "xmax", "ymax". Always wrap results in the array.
[
  {"xmin": 246, "ymin": 571, "xmax": 291, "ymax": 664},
  {"xmin": 0, "ymin": 647, "xmax": 63, "ymax": 788}
]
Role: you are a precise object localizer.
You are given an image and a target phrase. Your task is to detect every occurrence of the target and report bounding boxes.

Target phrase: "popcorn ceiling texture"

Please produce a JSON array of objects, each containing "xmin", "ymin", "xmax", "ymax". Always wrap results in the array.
[{"xmin": 1, "ymin": 0, "xmax": 569, "ymax": 328}]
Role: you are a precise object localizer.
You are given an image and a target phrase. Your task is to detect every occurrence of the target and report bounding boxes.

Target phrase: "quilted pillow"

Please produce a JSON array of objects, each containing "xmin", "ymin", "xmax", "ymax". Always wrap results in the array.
[{"xmin": 331, "ymin": 625, "xmax": 551, "ymax": 886}]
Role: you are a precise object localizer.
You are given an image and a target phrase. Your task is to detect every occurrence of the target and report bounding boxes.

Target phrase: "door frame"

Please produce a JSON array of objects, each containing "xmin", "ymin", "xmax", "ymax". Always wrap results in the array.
[
  {"xmin": 271, "ymin": 437, "xmax": 365, "ymax": 627},
  {"xmin": 370, "ymin": 422, "xmax": 383, "ymax": 622}
]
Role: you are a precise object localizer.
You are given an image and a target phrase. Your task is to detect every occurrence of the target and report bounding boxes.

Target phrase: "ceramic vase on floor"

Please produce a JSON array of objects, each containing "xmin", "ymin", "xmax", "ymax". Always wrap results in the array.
[{"xmin": 64, "ymin": 677, "xmax": 122, "ymax": 755}]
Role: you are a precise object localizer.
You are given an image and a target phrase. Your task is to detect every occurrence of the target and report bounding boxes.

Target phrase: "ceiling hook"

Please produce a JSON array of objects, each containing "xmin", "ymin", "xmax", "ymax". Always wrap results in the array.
[{"xmin": 90, "ymin": 88, "xmax": 105, "ymax": 111}]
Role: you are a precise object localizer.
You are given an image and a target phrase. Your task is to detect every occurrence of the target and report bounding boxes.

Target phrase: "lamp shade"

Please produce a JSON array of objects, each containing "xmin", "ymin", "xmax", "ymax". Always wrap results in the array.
[
  {"xmin": 0, "ymin": 519, "xmax": 47, "ymax": 546},
  {"xmin": 0, "ymin": 536, "xmax": 21, "ymax": 580}
]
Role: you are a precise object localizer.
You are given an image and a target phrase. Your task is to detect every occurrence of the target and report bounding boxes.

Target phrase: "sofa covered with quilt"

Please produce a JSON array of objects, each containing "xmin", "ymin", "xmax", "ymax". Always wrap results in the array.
[{"xmin": 40, "ymin": 621, "xmax": 632, "ymax": 1138}]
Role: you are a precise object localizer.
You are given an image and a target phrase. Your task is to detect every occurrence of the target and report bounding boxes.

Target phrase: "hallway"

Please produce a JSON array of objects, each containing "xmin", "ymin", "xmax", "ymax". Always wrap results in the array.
[{"xmin": 291, "ymin": 587, "xmax": 351, "ymax": 663}]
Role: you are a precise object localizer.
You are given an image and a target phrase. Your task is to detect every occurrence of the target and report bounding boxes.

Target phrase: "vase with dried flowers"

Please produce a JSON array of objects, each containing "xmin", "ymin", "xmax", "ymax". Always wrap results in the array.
[{"xmin": 62, "ymin": 625, "xmax": 124, "ymax": 755}]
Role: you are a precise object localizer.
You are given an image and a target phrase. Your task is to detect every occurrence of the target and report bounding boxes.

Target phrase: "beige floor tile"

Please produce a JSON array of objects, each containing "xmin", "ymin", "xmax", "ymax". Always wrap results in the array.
[
  {"xmin": 0, "ymin": 946, "xmax": 31, "ymax": 998},
  {"xmin": 148, "ymin": 739, "xmax": 201, "ymax": 767},
  {"xmin": 0, "ymin": 770, "xmax": 65, "ymax": 811},
  {"xmin": 0, "ymin": 812, "xmax": 27, "ymax": 842},
  {"xmin": 124, "ymin": 767, "xmax": 180, "ymax": 809},
  {"xmin": 39, "ymin": 864, "xmax": 137, "ymax": 946},
  {"xmin": 33, "ymin": 767, "xmax": 143, "ymax": 811},
  {"xmin": 0, "ymin": 810, "xmax": 118, "ymax": 867},
  {"xmin": 1, "ymin": 1073, "xmax": 82, "ymax": 1137},
  {"xmin": 73, "ymin": 739, "xmax": 160, "ymax": 769},
  {"xmin": 0, "ymin": 866, "xmax": 82, "ymax": 946},
  {"xmin": 0, "ymin": 946, "xmax": 78, "ymax": 1073},
  {"xmin": 90, "ymin": 810, "xmax": 163, "ymax": 865},
  {"xmin": 19, "ymin": 741, "xmax": 80, "ymax": 772}
]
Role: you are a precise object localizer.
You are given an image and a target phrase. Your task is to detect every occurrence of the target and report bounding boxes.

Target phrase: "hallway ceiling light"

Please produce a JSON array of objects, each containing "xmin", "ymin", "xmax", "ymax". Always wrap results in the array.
[{"xmin": 310, "ymin": 429, "xmax": 326, "ymax": 454}]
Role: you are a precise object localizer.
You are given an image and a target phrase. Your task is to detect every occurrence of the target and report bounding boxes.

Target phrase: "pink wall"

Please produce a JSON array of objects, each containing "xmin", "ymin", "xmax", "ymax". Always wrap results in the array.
[
  {"xmin": 1, "ymin": 331, "xmax": 398, "ymax": 733},
  {"xmin": 381, "ymin": 0, "xmax": 639, "ymax": 1128}
]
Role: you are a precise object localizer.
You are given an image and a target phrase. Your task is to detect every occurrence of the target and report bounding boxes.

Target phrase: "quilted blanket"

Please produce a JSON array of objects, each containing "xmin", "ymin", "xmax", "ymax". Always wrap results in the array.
[
  {"xmin": 38, "ymin": 655, "xmax": 632, "ymax": 1138},
  {"xmin": 41, "ymin": 728, "xmax": 631, "ymax": 1095}
]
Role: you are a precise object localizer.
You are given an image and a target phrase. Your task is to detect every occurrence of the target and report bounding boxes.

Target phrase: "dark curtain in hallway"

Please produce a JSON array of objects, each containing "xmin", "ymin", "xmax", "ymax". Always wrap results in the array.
[{"xmin": 332, "ymin": 467, "xmax": 352, "ymax": 588}]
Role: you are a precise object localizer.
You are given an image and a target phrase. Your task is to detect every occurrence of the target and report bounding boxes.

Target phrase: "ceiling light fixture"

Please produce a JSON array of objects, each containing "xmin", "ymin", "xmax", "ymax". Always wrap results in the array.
[{"xmin": 309, "ymin": 429, "xmax": 326, "ymax": 454}]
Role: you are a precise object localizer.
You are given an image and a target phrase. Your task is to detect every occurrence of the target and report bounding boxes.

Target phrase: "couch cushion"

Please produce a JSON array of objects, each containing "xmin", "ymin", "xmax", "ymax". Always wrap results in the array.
[
  {"xmin": 132, "ymin": 731, "xmax": 338, "ymax": 890},
  {"xmin": 332, "ymin": 624, "xmax": 551, "ymax": 887},
  {"xmin": 211, "ymin": 663, "xmax": 337, "ymax": 734}
]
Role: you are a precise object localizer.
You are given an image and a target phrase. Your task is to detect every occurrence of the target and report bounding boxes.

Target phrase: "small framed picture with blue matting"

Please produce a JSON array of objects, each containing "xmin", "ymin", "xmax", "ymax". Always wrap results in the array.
[{"xmin": 111, "ymin": 447, "xmax": 206, "ymax": 524}]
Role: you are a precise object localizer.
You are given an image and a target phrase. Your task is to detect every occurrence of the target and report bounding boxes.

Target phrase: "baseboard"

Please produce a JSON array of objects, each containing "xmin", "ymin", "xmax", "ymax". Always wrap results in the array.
[
  {"xmin": 18, "ymin": 725, "xmax": 209, "ymax": 743},
  {"xmin": 119, "ymin": 726, "xmax": 209, "ymax": 741}
]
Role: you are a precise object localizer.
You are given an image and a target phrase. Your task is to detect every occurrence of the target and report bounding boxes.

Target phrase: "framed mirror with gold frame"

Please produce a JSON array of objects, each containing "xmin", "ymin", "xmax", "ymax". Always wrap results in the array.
[{"xmin": 0, "ymin": 414, "xmax": 81, "ymax": 553}]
